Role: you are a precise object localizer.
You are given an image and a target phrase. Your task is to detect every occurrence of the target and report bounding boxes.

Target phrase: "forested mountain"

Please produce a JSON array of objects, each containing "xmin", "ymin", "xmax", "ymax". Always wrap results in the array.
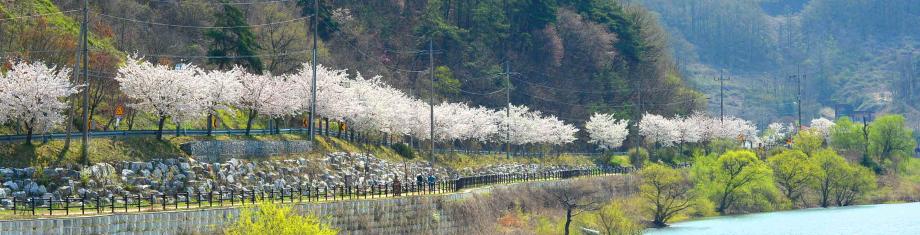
[
  {"xmin": 0, "ymin": 0, "xmax": 701, "ymax": 144},
  {"xmin": 636, "ymin": 0, "xmax": 920, "ymax": 127}
]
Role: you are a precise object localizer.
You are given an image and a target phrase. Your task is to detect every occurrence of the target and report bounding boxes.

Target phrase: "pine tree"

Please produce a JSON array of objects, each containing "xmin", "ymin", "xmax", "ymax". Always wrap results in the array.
[
  {"xmin": 298, "ymin": 0, "xmax": 338, "ymax": 40},
  {"xmin": 206, "ymin": 2, "xmax": 263, "ymax": 73}
]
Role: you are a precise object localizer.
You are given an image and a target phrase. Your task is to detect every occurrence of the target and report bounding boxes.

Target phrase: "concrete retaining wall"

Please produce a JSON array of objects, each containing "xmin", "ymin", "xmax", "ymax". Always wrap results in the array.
[
  {"xmin": 0, "ymin": 195, "xmax": 459, "ymax": 235},
  {"xmin": 180, "ymin": 140, "xmax": 313, "ymax": 162}
]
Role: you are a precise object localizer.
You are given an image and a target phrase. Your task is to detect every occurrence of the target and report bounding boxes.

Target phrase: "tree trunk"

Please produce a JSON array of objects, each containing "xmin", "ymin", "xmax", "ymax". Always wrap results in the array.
[
  {"xmin": 156, "ymin": 116, "xmax": 166, "ymax": 140},
  {"xmin": 276, "ymin": 117, "xmax": 282, "ymax": 134},
  {"xmin": 62, "ymin": 96, "xmax": 76, "ymax": 152},
  {"xmin": 324, "ymin": 117, "xmax": 330, "ymax": 136},
  {"xmin": 564, "ymin": 207, "xmax": 573, "ymax": 235},
  {"xmin": 25, "ymin": 124, "xmax": 33, "ymax": 145},
  {"xmin": 245, "ymin": 109, "xmax": 257, "ymax": 136},
  {"xmin": 207, "ymin": 113, "xmax": 213, "ymax": 136},
  {"xmin": 127, "ymin": 110, "xmax": 136, "ymax": 131}
]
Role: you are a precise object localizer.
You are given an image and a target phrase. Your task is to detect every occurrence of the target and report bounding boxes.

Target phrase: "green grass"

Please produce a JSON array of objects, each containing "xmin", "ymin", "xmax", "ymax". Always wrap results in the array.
[
  {"xmin": 0, "ymin": 137, "xmax": 186, "ymax": 168},
  {"xmin": 1, "ymin": 132, "xmax": 600, "ymax": 170}
]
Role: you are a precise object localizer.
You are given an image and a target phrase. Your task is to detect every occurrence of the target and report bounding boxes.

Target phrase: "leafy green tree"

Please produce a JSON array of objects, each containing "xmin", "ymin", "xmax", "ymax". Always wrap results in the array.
[
  {"xmin": 792, "ymin": 129, "xmax": 823, "ymax": 156},
  {"xmin": 811, "ymin": 149, "xmax": 850, "ymax": 208},
  {"xmin": 225, "ymin": 203, "xmax": 338, "ymax": 235},
  {"xmin": 707, "ymin": 138, "xmax": 741, "ymax": 155},
  {"xmin": 768, "ymin": 149, "xmax": 815, "ymax": 207},
  {"xmin": 470, "ymin": 1, "xmax": 511, "ymax": 49},
  {"xmin": 510, "ymin": 0, "xmax": 558, "ymax": 32},
  {"xmin": 434, "ymin": 66, "xmax": 460, "ymax": 96},
  {"xmin": 207, "ymin": 2, "xmax": 263, "ymax": 73},
  {"xmin": 414, "ymin": 0, "xmax": 466, "ymax": 44},
  {"xmin": 628, "ymin": 147, "xmax": 649, "ymax": 168},
  {"xmin": 693, "ymin": 150, "xmax": 774, "ymax": 213},
  {"xmin": 833, "ymin": 165, "xmax": 876, "ymax": 206},
  {"xmin": 868, "ymin": 114, "xmax": 916, "ymax": 173},
  {"xmin": 830, "ymin": 117, "xmax": 866, "ymax": 152},
  {"xmin": 581, "ymin": 199, "xmax": 643, "ymax": 235},
  {"xmin": 639, "ymin": 164, "xmax": 694, "ymax": 227}
]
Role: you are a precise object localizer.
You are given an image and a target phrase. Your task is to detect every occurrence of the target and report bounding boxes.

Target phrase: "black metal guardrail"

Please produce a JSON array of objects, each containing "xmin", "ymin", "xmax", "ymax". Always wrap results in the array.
[
  {"xmin": 5, "ymin": 166, "xmax": 640, "ymax": 217},
  {"xmin": 0, "ymin": 128, "xmax": 327, "ymax": 142}
]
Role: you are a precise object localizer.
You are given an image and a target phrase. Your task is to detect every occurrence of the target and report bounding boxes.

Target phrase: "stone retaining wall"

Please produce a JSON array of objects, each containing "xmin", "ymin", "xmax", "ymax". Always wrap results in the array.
[
  {"xmin": 180, "ymin": 140, "xmax": 313, "ymax": 162},
  {"xmin": 0, "ymin": 176, "xmax": 632, "ymax": 235}
]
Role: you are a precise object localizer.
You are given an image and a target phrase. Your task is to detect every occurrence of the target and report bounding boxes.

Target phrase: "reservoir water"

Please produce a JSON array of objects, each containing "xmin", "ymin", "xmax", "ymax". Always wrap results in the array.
[{"xmin": 645, "ymin": 202, "xmax": 920, "ymax": 235}]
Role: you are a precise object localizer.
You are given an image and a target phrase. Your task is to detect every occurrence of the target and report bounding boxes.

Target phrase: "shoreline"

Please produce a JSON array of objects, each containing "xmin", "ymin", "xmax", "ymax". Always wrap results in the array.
[{"xmin": 651, "ymin": 201, "xmax": 920, "ymax": 229}]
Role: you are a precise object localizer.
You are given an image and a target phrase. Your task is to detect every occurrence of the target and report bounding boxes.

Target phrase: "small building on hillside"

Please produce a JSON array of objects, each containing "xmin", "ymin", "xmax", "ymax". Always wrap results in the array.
[{"xmin": 834, "ymin": 103, "xmax": 877, "ymax": 122}]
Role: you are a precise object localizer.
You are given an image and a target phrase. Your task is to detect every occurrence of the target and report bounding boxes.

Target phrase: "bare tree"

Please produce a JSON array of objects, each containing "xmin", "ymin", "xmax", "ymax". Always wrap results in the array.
[{"xmin": 545, "ymin": 182, "xmax": 602, "ymax": 235}]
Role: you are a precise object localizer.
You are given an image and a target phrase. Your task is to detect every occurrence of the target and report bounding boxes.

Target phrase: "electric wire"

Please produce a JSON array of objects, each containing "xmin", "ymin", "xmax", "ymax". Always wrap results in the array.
[
  {"xmin": 91, "ymin": 12, "xmax": 310, "ymax": 29},
  {"xmin": 0, "ymin": 10, "xmax": 79, "ymax": 21}
]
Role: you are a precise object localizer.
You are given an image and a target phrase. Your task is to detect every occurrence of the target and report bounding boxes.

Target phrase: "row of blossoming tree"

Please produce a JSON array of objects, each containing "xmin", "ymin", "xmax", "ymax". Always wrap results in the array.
[
  {"xmin": 7, "ymin": 57, "xmax": 823, "ymax": 154},
  {"xmin": 113, "ymin": 56, "xmax": 580, "ymax": 146}
]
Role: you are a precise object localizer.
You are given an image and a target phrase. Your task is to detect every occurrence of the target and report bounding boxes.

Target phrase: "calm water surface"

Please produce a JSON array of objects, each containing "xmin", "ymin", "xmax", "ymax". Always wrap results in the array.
[{"xmin": 645, "ymin": 202, "xmax": 920, "ymax": 235}]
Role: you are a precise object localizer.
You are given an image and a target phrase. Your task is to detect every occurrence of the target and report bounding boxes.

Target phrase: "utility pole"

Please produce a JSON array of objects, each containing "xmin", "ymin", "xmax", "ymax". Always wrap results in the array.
[
  {"xmin": 409, "ymin": 88, "xmax": 414, "ymax": 149},
  {"xmin": 505, "ymin": 61, "xmax": 511, "ymax": 159},
  {"xmin": 307, "ymin": 0, "xmax": 319, "ymax": 141},
  {"xmin": 715, "ymin": 70, "xmax": 730, "ymax": 122},
  {"xmin": 80, "ymin": 0, "xmax": 90, "ymax": 164},
  {"xmin": 789, "ymin": 71, "xmax": 806, "ymax": 132},
  {"xmin": 634, "ymin": 69, "xmax": 643, "ymax": 152},
  {"xmin": 428, "ymin": 39, "xmax": 435, "ymax": 163}
]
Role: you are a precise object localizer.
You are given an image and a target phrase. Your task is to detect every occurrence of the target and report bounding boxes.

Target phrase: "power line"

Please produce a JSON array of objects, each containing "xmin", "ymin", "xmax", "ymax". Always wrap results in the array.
[
  {"xmin": 510, "ymin": 75, "xmax": 675, "ymax": 95},
  {"xmin": 458, "ymin": 88, "xmax": 505, "ymax": 96},
  {"xmin": 91, "ymin": 12, "xmax": 310, "ymax": 29},
  {"xmin": 145, "ymin": 0, "xmax": 297, "ymax": 5},
  {"xmin": 0, "ymin": 10, "xmax": 79, "ymax": 21},
  {"xmin": 0, "ymin": 49, "xmax": 79, "ymax": 55},
  {"xmin": 456, "ymin": 72, "xmax": 508, "ymax": 82},
  {"xmin": 335, "ymin": 33, "xmax": 429, "ymax": 73},
  {"xmin": 90, "ymin": 48, "xmax": 310, "ymax": 59},
  {"xmin": 517, "ymin": 91, "xmax": 698, "ymax": 109}
]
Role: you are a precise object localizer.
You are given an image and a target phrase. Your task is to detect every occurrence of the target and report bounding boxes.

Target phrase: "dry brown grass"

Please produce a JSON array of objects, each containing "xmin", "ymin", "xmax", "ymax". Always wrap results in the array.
[{"xmin": 441, "ymin": 174, "xmax": 640, "ymax": 234}]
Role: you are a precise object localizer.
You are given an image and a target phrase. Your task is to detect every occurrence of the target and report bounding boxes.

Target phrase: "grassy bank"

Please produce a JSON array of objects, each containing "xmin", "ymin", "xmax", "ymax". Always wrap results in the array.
[{"xmin": 0, "ymin": 134, "xmax": 600, "ymax": 170}]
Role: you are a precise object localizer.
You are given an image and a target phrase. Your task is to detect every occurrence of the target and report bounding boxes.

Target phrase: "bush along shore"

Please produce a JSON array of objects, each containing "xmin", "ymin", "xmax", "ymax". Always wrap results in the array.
[{"xmin": 475, "ymin": 150, "xmax": 920, "ymax": 235}]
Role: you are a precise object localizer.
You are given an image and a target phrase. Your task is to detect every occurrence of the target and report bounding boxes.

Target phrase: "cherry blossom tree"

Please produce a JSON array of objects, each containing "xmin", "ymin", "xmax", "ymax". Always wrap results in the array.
[
  {"xmin": 675, "ymin": 114, "xmax": 707, "ymax": 145},
  {"xmin": 237, "ymin": 72, "xmax": 299, "ymax": 135},
  {"xmin": 585, "ymin": 113, "xmax": 630, "ymax": 150},
  {"xmin": 115, "ymin": 56, "xmax": 205, "ymax": 140},
  {"xmin": 639, "ymin": 113, "xmax": 679, "ymax": 147},
  {"xmin": 499, "ymin": 105, "xmax": 578, "ymax": 147},
  {"xmin": 0, "ymin": 60, "xmax": 80, "ymax": 143},
  {"xmin": 198, "ymin": 67, "xmax": 244, "ymax": 135},
  {"xmin": 762, "ymin": 122, "xmax": 794, "ymax": 146},
  {"xmin": 809, "ymin": 117, "xmax": 836, "ymax": 139}
]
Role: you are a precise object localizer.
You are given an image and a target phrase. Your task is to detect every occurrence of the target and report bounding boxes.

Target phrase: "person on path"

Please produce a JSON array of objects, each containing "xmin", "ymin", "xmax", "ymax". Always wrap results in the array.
[
  {"xmin": 415, "ymin": 174, "xmax": 423, "ymax": 192},
  {"xmin": 427, "ymin": 174, "xmax": 436, "ymax": 192},
  {"xmin": 393, "ymin": 176, "xmax": 401, "ymax": 196}
]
